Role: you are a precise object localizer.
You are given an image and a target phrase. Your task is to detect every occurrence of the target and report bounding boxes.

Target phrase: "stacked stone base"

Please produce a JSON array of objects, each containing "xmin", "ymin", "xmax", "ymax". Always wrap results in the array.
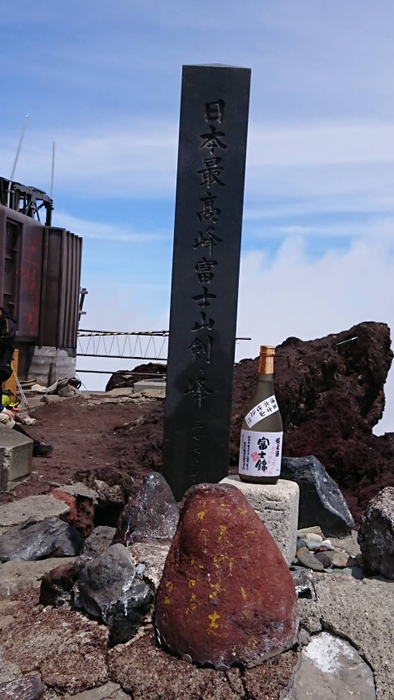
[{"xmin": 220, "ymin": 476, "xmax": 299, "ymax": 566}]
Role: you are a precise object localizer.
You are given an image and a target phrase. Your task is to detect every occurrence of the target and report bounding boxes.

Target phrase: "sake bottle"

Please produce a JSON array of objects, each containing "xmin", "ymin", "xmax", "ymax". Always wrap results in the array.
[{"xmin": 238, "ymin": 345, "xmax": 283, "ymax": 484}]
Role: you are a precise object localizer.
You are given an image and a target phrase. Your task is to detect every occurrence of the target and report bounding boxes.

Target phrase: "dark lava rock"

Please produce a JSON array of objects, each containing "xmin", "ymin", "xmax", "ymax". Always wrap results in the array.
[
  {"xmin": 155, "ymin": 483, "xmax": 299, "ymax": 669},
  {"xmin": 0, "ymin": 672, "xmax": 45, "ymax": 699},
  {"xmin": 76, "ymin": 543, "xmax": 153, "ymax": 645},
  {"xmin": 39, "ymin": 555, "xmax": 91, "ymax": 607},
  {"xmin": 358, "ymin": 487, "xmax": 394, "ymax": 579},
  {"xmin": 281, "ymin": 456, "xmax": 355, "ymax": 536},
  {"xmin": 113, "ymin": 472, "xmax": 179, "ymax": 546},
  {"xmin": 82, "ymin": 525, "xmax": 117, "ymax": 557},
  {"xmin": 230, "ymin": 321, "xmax": 394, "ymax": 523},
  {"xmin": 109, "ymin": 628, "xmax": 299, "ymax": 700},
  {"xmin": 106, "ymin": 362, "xmax": 166, "ymax": 391},
  {"xmin": 0, "ymin": 516, "xmax": 83, "ymax": 562},
  {"xmin": 108, "ymin": 581, "xmax": 154, "ymax": 647}
]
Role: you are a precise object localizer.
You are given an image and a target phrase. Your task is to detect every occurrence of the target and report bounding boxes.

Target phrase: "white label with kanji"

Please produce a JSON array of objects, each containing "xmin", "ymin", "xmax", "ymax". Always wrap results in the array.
[
  {"xmin": 244, "ymin": 395, "xmax": 279, "ymax": 428},
  {"xmin": 238, "ymin": 430, "xmax": 283, "ymax": 477}
]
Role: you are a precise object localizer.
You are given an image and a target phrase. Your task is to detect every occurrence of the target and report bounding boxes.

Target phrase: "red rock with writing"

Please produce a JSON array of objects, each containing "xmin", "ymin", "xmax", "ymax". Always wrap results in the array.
[{"xmin": 155, "ymin": 483, "xmax": 299, "ymax": 668}]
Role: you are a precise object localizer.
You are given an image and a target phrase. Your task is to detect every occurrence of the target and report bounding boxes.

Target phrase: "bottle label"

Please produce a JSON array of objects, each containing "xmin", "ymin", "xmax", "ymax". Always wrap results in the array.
[
  {"xmin": 238, "ymin": 430, "xmax": 283, "ymax": 477},
  {"xmin": 244, "ymin": 395, "xmax": 279, "ymax": 428}
]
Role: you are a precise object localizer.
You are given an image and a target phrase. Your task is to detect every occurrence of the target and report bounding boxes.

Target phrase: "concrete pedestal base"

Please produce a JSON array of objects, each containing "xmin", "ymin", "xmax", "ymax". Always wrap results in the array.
[
  {"xmin": 0, "ymin": 426, "xmax": 33, "ymax": 492},
  {"xmin": 220, "ymin": 475, "xmax": 299, "ymax": 566}
]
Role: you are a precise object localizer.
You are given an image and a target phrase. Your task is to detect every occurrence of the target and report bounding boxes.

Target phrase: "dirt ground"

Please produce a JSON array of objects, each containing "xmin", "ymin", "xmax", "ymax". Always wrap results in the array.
[{"xmin": 0, "ymin": 394, "xmax": 159, "ymax": 505}]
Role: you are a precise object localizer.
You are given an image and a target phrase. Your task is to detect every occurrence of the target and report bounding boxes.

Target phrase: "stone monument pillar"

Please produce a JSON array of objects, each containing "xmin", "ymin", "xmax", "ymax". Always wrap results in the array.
[{"xmin": 162, "ymin": 64, "xmax": 251, "ymax": 501}]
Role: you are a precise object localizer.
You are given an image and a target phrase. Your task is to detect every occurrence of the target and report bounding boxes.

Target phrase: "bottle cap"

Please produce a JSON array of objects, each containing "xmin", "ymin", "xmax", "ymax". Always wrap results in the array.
[
  {"xmin": 259, "ymin": 345, "xmax": 275, "ymax": 374},
  {"xmin": 259, "ymin": 345, "xmax": 275, "ymax": 356}
]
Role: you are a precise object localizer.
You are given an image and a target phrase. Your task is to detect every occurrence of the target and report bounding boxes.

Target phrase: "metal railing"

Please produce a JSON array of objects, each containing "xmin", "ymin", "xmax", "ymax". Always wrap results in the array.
[
  {"xmin": 76, "ymin": 329, "xmax": 251, "ymax": 373},
  {"xmin": 77, "ymin": 330, "xmax": 169, "ymax": 362}
]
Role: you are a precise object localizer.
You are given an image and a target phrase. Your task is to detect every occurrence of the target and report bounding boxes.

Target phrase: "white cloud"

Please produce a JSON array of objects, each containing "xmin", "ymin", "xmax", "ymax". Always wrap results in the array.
[
  {"xmin": 1, "ymin": 119, "xmax": 393, "ymax": 211},
  {"xmin": 236, "ymin": 228, "xmax": 394, "ymax": 434},
  {"xmin": 248, "ymin": 121, "xmax": 394, "ymax": 167},
  {"xmin": 53, "ymin": 211, "xmax": 168, "ymax": 242}
]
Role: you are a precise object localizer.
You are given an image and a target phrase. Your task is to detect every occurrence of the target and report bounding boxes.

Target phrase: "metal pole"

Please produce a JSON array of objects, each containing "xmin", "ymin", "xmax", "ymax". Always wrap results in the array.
[
  {"xmin": 50, "ymin": 141, "xmax": 55, "ymax": 200},
  {"xmin": 13, "ymin": 369, "xmax": 30, "ymax": 411},
  {"xmin": 7, "ymin": 115, "xmax": 29, "ymax": 208}
]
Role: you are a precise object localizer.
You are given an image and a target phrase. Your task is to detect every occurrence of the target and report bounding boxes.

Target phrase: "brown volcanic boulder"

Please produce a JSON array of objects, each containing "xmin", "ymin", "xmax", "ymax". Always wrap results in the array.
[
  {"xmin": 230, "ymin": 321, "xmax": 394, "ymax": 522},
  {"xmin": 155, "ymin": 483, "xmax": 298, "ymax": 669}
]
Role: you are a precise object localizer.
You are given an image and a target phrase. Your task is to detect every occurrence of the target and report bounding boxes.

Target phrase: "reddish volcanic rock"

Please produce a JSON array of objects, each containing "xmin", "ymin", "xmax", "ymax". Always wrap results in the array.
[
  {"xmin": 39, "ymin": 555, "xmax": 90, "ymax": 607},
  {"xmin": 155, "ymin": 483, "xmax": 299, "ymax": 669},
  {"xmin": 51, "ymin": 490, "xmax": 94, "ymax": 538}
]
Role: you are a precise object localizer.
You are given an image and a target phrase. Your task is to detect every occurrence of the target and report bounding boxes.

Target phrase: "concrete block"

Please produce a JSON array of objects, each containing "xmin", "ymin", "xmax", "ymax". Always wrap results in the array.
[
  {"xmin": 220, "ymin": 475, "xmax": 299, "ymax": 566},
  {"xmin": 0, "ymin": 425, "xmax": 33, "ymax": 492},
  {"xmin": 133, "ymin": 378, "xmax": 166, "ymax": 397},
  {"xmin": 0, "ymin": 494, "xmax": 70, "ymax": 530}
]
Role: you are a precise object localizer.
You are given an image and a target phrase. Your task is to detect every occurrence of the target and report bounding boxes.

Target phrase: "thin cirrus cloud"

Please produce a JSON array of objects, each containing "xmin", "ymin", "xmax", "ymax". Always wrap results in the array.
[
  {"xmin": 1, "ymin": 118, "xmax": 393, "ymax": 209},
  {"xmin": 53, "ymin": 211, "xmax": 168, "ymax": 243}
]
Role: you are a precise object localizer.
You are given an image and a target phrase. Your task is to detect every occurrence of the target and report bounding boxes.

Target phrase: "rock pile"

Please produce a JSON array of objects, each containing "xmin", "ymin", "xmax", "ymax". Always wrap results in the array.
[{"xmin": 1, "ymin": 472, "xmax": 393, "ymax": 698}]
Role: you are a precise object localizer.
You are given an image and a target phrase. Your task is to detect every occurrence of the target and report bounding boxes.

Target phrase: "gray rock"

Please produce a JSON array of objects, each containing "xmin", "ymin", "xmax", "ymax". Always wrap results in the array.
[
  {"xmin": 348, "ymin": 567, "xmax": 365, "ymax": 580},
  {"xmin": 298, "ymin": 573, "xmax": 394, "ymax": 700},
  {"xmin": 0, "ymin": 495, "xmax": 70, "ymax": 530},
  {"xmin": 63, "ymin": 683, "xmax": 130, "ymax": 699},
  {"xmin": 297, "ymin": 546, "xmax": 324, "ymax": 571},
  {"xmin": 76, "ymin": 543, "xmax": 153, "ymax": 646},
  {"xmin": 0, "ymin": 558, "xmax": 78, "ymax": 600},
  {"xmin": 304, "ymin": 533, "xmax": 323, "ymax": 542},
  {"xmin": 0, "ymin": 650, "xmax": 20, "ymax": 684},
  {"xmin": 314, "ymin": 551, "xmax": 332, "ymax": 568},
  {"xmin": 57, "ymin": 482, "xmax": 98, "ymax": 503},
  {"xmin": 291, "ymin": 567, "xmax": 317, "ymax": 600},
  {"xmin": 0, "ymin": 516, "xmax": 82, "ymax": 562},
  {"xmin": 281, "ymin": 455, "xmax": 355, "ymax": 536},
  {"xmin": 358, "ymin": 487, "xmax": 394, "ymax": 579},
  {"xmin": 113, "ymin": 472, "xmax": 179, "ymax": 546},
  {"xmin": 325, "ymin": 550, "xmax": 350, "ymax": 568},
  {"xmin": 284, "ymin": 631, "xmax": 376, "ymax": 699},
  {"xmin": 82, "ymin": 526, "xmax": 116, "ymax": 557},
  {"xmin": 127, "ymin": 540, "xmax": 172, "ymax": 590},
  {"xmin": 330, "ymin": 530, "xmax": 361, "ymax": 557},
  {"xmin": 107, "ymin": 581, "xmax": 154, "ymax": 648},
  {"xmin": 0, "ymin": 672, "xmax": 45, "ymax": 700}
]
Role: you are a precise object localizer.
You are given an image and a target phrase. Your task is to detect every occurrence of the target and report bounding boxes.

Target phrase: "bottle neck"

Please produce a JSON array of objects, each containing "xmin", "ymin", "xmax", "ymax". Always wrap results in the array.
[
  {"xmin": 258, "ymin": 353, "xmax": 274, "ymax": 375},
  {"xmin": 257, "ymin": 373, "xmax": 274, "ymax": 383}
]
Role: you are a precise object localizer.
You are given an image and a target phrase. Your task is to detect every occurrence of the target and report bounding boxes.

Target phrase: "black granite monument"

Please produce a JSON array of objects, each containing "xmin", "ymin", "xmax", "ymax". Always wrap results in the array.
[{"xmin": 162, "ymin": 64, "xmax": 251, "ymax": 501}]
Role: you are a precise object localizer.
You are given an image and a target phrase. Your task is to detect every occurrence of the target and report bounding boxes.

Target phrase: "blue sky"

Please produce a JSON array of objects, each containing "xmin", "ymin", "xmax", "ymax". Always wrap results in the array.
[{"xmin": 1, "ymin": 0, "xmax": 393, "ymax": 430}]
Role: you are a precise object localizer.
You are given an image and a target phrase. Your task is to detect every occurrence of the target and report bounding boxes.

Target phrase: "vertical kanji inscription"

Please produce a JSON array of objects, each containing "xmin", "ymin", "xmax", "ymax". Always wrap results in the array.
[{"xmin": 162, "ymin": 64, "xmax": 251, "ymax": 501}]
